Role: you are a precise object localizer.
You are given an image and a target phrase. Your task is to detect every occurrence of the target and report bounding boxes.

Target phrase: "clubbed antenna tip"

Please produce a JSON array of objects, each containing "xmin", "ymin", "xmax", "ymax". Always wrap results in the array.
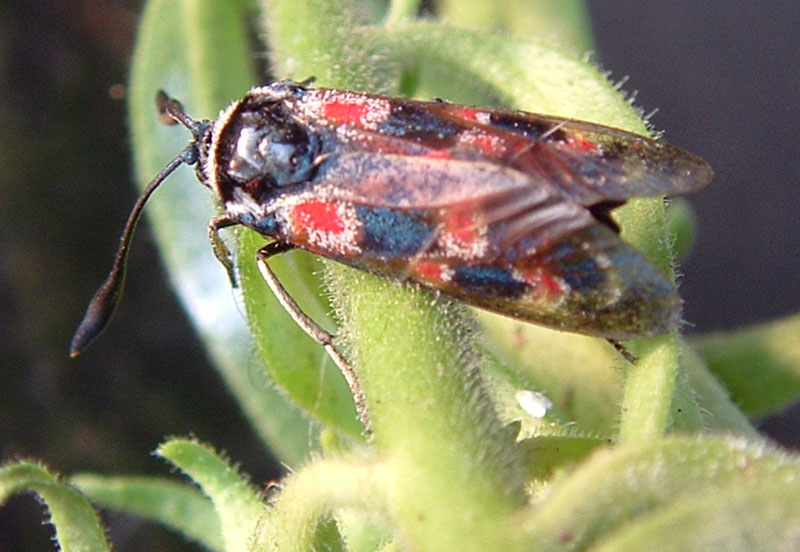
[{"xmin": 70, "ymin": 91, "xmax": 202, "ymax": 356}]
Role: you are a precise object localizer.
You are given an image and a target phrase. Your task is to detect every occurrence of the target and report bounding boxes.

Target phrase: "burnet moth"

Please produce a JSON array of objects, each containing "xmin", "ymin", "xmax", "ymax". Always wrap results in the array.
[{"xmin": 71, "ymin": 81, "xmax": 712, "ymax": 420}]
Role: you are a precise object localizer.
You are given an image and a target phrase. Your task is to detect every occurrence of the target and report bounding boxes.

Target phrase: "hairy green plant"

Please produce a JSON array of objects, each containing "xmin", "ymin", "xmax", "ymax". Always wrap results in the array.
[{"xmin": 3, "ymin": 1, "xmax": 800, "ymax": 550}]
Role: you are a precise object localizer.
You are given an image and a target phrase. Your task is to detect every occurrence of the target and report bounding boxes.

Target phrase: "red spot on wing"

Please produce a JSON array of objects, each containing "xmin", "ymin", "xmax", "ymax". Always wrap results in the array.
[
  {"xmin": 445, "ymin": 210, "xmax": 479, "ymax": 245},
  {"xmin": 566, "ymin": 134, "xmax": 597, "ymax": 153},
  {"xmin": 322, "ymin": 100, "xmax": 368, "ymax": 125},
  {"xmin": 293, "ymin": 201, "xmax": 344, "ymax": 234},
  {"xmin": 414, "ymin": 261, "xmax": 445, "ymax": 283},
  {"xmin": 462, "ymin": 131, "xmax": 501, "ymax": 152},
  {"xmin": 521, "ymin": 270, "xmax": 565, "ymax": 300},
  {"xmin": 449, "ymin": 107, "xmax": 482, "ymax": 122}
]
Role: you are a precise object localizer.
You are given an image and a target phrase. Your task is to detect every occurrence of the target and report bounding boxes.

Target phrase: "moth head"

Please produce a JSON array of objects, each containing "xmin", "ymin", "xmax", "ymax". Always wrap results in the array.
[{"xmin": 210, "ymin": 89, "xmax": 320, "ymax": 206}]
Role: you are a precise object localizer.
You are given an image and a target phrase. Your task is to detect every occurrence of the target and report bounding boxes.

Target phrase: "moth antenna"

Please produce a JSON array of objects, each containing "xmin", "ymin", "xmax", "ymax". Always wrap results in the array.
[
  {"xmin": 70, "ymin": 149, "xmax": 195, "ymax": 357},
  {"xmin": 70, "ymin": 91, "xmax": 204, "ymax": 357},
  {"xmin": 156, "ymin": 90, "xmax": 207, "ymax": 138}
]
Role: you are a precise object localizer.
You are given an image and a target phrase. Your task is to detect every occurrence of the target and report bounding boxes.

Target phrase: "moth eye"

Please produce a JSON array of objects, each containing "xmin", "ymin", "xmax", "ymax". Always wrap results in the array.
[
  {"xmin": 262, "ymin": 140, "xmax": 298, "ymax": 169},
  {"xmin": 227, "ymin": 123, "xmax": 317, "ymax": 186},
  {"xmin": 227, "ymin": 126, "xmax": 267, "ymax": 181}
]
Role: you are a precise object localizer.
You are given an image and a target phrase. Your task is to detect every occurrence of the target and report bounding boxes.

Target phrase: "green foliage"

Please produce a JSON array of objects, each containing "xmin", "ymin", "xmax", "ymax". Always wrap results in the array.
[
  {"xmin": 70, "ymin": 472, "xmax": 224, "ymax": 551},
  {"xmin": 694, "ymin": 313, "xmax": 800, "ymax": 418},
  {"xmin": 3, "ymin": 0, "xmax": 800, "ymax": 550},
  {"xmin": 0, "ymin": 461, "xmax": 110, "ymax": 551}
]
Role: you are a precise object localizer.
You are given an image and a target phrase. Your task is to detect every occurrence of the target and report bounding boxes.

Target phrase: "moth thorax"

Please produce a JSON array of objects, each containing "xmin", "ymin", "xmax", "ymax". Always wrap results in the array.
[{"xmin": 223, "ymin": 106, "xmax": 319, "ymax": 187}]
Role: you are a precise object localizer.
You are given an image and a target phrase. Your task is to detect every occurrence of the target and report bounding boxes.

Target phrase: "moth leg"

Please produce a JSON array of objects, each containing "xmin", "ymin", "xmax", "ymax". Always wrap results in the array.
[
  {"xmin": 209, "ymin": 215, "xmax": 239, "ymax": 287},
  {"xmin": 608, "ymin": 339, "xmax": 638, "ymax": 364},
  {"xmin": 256, "ymin": 241, "xmax": 371, "ymax": 435}
]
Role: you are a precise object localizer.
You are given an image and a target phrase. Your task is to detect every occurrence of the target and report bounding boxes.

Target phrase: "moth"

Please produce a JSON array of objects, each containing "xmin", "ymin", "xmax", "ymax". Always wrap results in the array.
[{"xmin": 71, "ymin": 81, "xmax": 712, "ymax": 400}]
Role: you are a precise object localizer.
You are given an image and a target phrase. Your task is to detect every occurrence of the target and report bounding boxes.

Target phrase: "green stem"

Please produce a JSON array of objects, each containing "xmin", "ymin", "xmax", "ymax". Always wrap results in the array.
[
  {"xmin": 617, "ymin": 334, "xmax": 701, "ymax": 442},
  {"xmin": 329, "ymin": 267, "xmax": 528, "ymax": 552},
  {"xmin": 262, "ymin": 0, "xmax": 397, "ymax": 92},
  {"xmin": 261, "ymin": 5, "xmax": 530, "ymax": 546},
  {"xmin": 385, "ymin": 0, "xmax": 420, "ymax": 24},
  {"xmin": 615, "ymin": 200, "xmax": 701, "ymax": 441},
  {"xmin": 252, "ymin": 457, "xmax": 390, "ymax": 551}
]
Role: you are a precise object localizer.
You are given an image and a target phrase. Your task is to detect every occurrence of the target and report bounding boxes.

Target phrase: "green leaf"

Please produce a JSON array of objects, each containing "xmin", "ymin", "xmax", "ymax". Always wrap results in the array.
[
  {"xmin": 156, "ymin": 438, "xmax": 264, "ymax": 552},
  {"xmin": 236, "ymin": 230, "xmax": 362, "ymax": 437},
  {"xmin": 70, "ymin": 474, "xmax": 223, "ymax": 552},
  {"xmin": 438, "ymin": 0, "xmax": 593, "ymax": 54},
  {"xmin": 520, "ymin": 436, "xmax": 800, "ymax": 550},
  {"xmin": 666, "ymin": 198, "xmax": 699, "ymax": 263},
  {"xmin": 253, "ymin": 3, "xmax": 713, "ymax": 549},
  {"xmin": 682, "ymin": 343, "xmax": 758, "ymax": 436},
  {"xmin": 128, "ymin": 0, "xmax": 312, "ymax": 464},
  {"xmin": 261, "ymin": 0, "xmax": 399, "ymax": 91},
  {"xmin": 693, "ymin": 313, "xmax": 800, "ymax": 418},
  {"xmin": 250, "ymin": 456, "xmax": 390, "ymax": 552},
  {"xmin": 591, "ymin": 475, "xmax": 800, "ymax": 551},
  {"xmin": 0, "ymin": 461, "xmax": 110, "ymax": 552},
  {"xmin": 518, "ymin": 435, "xmax": 608, "ymax": 481},
  {"xmin": 372, "ymin": 21, "xmax": 644, "ymax": 128},
  {"xmin": 480, "ymin": 318, "xmax": 623, "ymax": 435},
  {"xmin": 336, "ymin": 509, "xmax": 393, "ymax": 552}
]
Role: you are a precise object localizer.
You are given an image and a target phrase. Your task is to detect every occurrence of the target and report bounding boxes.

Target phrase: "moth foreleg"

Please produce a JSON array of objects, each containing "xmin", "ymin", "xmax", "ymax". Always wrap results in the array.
[
  {"xmin": 208, "ymin": 215, "xmax": 239, "ymax": 287},
  {"xmin": 256, "ymin": 241, "xmax": 371, "ymax": 435},
  {"xmin": 607, "ymin": 339, "xmax": 638, "ymax": 364}
]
